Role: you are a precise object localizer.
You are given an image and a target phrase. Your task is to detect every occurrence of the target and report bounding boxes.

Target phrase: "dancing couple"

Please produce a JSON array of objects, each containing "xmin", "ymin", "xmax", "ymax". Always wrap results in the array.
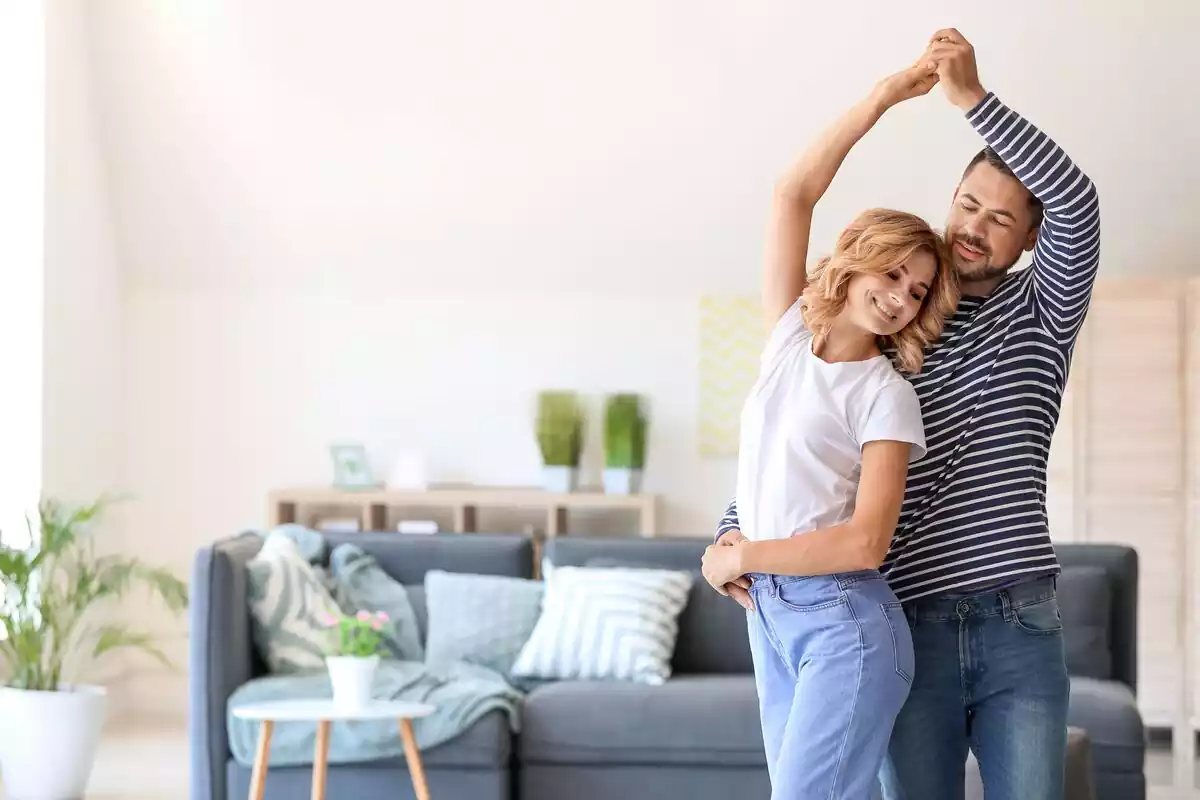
[{"xmin": 701, "ymin": 28, "xmax": 1100, "ymax": 800}]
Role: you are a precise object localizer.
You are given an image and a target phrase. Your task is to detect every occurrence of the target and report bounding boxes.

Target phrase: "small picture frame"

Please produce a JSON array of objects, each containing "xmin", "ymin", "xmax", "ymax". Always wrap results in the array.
[{"xmin": 329, "ymin": 443, "xmax": 378, "ymax": 490}]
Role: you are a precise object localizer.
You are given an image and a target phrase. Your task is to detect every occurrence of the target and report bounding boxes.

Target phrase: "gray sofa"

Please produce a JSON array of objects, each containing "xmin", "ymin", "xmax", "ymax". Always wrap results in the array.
[
  {"xmin": 190, "ymin": 531, "xmax": 533, "ymax": 800},
  {"xmin": 190, "ymin": 532, "xmax": 1144, "ymax": 800}
]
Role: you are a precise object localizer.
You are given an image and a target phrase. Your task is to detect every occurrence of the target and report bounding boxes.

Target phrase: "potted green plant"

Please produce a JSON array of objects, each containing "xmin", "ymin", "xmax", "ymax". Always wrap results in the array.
[
  {"xmin": 536, "ymin": 390, "xmax": 584, "ymax": 492},
  {"xmin": 602, "ymin": 393, "xmax": 647, "ymax": 494},
  {"xmin": 318, "ymin": 609, "xmax": 391, "ymax": 708},
  {"xmin": 0, "ymin": 496, "xmax": 188, "ymax": 800}
]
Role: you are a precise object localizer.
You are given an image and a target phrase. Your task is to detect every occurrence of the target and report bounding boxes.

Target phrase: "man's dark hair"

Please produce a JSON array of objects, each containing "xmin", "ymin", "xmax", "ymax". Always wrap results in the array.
[{"xmin": 961, "ymin": 147, "xmax": 1044, "ymax": 230}]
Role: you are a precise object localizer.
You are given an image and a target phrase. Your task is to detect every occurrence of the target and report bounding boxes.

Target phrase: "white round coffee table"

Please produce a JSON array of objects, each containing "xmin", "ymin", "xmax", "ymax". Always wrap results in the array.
[{"xmin": 231, "ymin": 699, "xmax": 437, "ymax": 800}]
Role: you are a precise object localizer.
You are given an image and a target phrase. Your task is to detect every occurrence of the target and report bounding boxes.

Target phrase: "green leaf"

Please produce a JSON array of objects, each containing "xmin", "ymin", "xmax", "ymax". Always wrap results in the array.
[
  {"xmin": 92, "ymin": 626, "xmax": 172, "ymax": 670},
  {"xmin": 603, "ymin": 393, "xmax": 647, "ymax": 469},
  {"xmin": 0, "ymin": 549, "xmax": 31, "ymax": 585},
  {"xmin": 535, "ymin": 391, "xmax": 584, "ymax": 467},
  {"xmin": 0, "ymin": 495, "xmax": 188, "ymax": 691}
]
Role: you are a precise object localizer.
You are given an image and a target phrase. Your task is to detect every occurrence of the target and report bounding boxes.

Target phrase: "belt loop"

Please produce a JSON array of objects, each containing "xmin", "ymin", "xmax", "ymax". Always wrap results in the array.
[{"xmin": 998, "ymin": 590, "xmax": 1014, "ymax": 623}]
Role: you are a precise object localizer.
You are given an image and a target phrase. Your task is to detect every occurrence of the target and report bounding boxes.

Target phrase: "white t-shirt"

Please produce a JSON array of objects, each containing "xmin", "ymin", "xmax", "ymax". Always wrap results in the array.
[{"xmin": 735, "ymin": 298, "xmax": 927, "ymax": 543}]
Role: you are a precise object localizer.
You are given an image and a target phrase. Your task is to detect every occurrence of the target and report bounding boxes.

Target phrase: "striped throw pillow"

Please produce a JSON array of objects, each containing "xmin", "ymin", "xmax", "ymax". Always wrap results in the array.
[
  {"xmin": 246, "ymin": 534, "xmax": 343, "ymax": 673},
  {"xmin": 510, "ymin": 566, "xmax": 693, "ymax": 685}
]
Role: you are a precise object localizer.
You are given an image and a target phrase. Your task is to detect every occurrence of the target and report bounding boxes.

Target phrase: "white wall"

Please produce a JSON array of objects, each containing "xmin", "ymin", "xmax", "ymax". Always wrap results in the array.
[
  {"xmin": 44, "ymin": 0, "xmax": 123, "ymax": 505},
  {"xmin": 42, "ymin": 0, "xmax": 128, "ymax": 689},
  {"xmin": 87, "ymin": 0, "xmax": 1200, "ymax": 295},
  {"xmin": 0, "ymin": 0, "xmax": 45, "ymax": 554},
  {"xmin": 76, "ymin": 1, "xmax": 1200, "ymax": 716}
]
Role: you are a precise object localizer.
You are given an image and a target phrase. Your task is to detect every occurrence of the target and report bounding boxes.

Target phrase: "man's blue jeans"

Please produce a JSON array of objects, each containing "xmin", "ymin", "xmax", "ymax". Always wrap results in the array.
[{"xmin": 879, "ymin": 575, "xmax": 1070, "ymax": 800}]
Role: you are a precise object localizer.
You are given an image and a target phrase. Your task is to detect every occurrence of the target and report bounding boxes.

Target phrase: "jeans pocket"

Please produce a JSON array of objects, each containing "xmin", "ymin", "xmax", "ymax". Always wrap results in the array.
[
  {"xmin": 773, "ymin": 580, "xmax": 846, "ymax": 613},
  {"xmin": 1010, "ymin": 596, "xmax": 1063, "ymax": 635},
  {"xmin": 881, "ymin": 601, "xmax": 915, "ymax": 685}
]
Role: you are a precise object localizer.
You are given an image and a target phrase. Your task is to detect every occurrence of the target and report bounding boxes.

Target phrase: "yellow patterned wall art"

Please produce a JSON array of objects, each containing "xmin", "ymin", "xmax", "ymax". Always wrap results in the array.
[{"xmin": 698, "ymin": 295, "xmax": 765, "ymax": 457}]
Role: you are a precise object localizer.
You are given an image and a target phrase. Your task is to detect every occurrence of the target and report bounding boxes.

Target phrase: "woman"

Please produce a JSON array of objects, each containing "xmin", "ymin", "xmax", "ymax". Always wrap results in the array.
[{"xmin": 700, "ymin": 57, "xmax": 959, "ymax": 799}]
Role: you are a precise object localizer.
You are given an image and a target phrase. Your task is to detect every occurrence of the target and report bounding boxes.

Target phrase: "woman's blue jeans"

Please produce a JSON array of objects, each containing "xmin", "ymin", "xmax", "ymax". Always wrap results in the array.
[{"xmin": 747, "ymin": 570, "xmax": 914, "ymax": 799}]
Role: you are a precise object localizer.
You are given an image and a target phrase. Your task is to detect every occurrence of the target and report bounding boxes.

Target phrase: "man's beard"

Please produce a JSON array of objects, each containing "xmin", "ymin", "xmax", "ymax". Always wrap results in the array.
[{"xmin": 952, "ymin": 234, "xmax": 1014, "ymax": 283}]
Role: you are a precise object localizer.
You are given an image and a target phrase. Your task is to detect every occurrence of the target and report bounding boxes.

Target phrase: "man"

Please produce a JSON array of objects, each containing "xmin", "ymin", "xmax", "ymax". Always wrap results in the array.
[{"xmin": 713, "ymin": 29, "xmax": 1100, "ymax": 799}]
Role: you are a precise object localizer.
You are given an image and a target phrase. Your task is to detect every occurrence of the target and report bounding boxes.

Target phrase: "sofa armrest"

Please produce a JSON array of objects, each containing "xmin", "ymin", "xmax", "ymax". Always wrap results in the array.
[
  {"xmin": 188, "ymin": 533, "xmax": 263, "ymax": 800},
  {"xmin": 1055, "ymin": 543, "xmax": 1139, "ymax": 693}
]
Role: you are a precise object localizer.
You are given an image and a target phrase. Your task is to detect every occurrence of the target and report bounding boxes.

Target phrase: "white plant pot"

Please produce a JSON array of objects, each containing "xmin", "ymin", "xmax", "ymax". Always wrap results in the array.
[
  {"xmin": 603, "ymin": 467, "xmax": 643, "ymax": 495},
  {"xmin": 541, "ymin": 465, "xmax": 577, "ymax": 493},
  {"xmin": 326, "ymin": 655, "xmax": 380, "ymax": 709},
  {"xmin": 0, "ymin": 684, "xmax": 107, "ymax": 800}
]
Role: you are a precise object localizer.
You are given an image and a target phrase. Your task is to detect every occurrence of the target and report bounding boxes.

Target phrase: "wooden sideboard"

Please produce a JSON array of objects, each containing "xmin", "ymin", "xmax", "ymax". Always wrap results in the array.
[{"xmin": 267, "ymin": 485, "xmax": 658, "ymax": 538}]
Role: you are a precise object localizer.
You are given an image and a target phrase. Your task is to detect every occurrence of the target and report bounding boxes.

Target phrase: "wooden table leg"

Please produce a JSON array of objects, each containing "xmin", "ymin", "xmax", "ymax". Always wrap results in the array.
[
  {"xmin": 398, "ymin": 717, "xmax": 431, "ymax": 800},
  {"xmin": 249, "ymin": 720, "xmax": 273, "ymax": 800},
  {"xmin": 311, "ymin": 720, "xmax": 331, "ymax": 800}
]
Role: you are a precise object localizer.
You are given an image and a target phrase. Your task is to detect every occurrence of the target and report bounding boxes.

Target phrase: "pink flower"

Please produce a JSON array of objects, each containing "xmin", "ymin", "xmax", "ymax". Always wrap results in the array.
[
  {"xmin": 370, "ymin": 620, "xmax": 383, "ymax": 631},
  {"xmin": 375, "ymin": 611, "xmax": 389, "ymax": 622},
  {"xmin": 356, "ymin": 610, "xmax": 371, "ymax": 622},
  {"xmin": 319, "ymin": 612, "xmax": 339, "ymax": 626}
]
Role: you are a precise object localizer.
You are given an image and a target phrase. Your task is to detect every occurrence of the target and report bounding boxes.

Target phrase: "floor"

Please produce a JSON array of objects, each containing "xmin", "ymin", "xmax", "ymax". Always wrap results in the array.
[
  {"xmin": 1148, "ymin": 743, "xmax": 1200, "ymax": 800},
  {"xmin": 1, "ymin": 722, "xmax": 1197, "ymax": 799}
]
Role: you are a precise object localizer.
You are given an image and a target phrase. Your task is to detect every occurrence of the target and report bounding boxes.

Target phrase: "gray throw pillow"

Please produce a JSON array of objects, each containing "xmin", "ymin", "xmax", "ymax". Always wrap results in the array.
[
  {"xmin": 329, "ymin": 543, "xmax": 424, "ymax": 662},
  {"xmin": 423, "ymin": 570, "xmax": 544, "ymax": 678},
  {"xmin": 267, "ymin": 523, "xmax": 326, "ymax": 564}
]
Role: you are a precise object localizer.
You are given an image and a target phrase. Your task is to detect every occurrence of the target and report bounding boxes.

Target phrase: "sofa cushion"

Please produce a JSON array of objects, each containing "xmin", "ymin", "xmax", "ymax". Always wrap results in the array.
[
  {"xmin": 1054, "ymin": 544, "xmax": 1138, "ymax": 691},
  {"xmin": 246, "ymin": 534, "xmax": 344, "ymax": 673},
  {"xmin": 565, "ymin": 540, "xmax": 754, "ymax": 675},
  {"xmin": 1057, "ymin": 566, "xmax": 1113, "ymax": 679},
  {"xmin": 320, "ymin": 531, "xmax": 536, "ymax": 584},
  {"xmin": 1067, "ymin": 676, "xmax": 1145, "ymax": 774},
  {"xmin": 675, "ymin": 578, "xmax": 754, "ymax": 674},
  {"xmin": 422, "ymin": 708, "xmax": 513, "ymax": 768},
  {"xmin": 424, "ymin": 570, "xmax": 544, "ymax": 676},
  {"xmin": 407, "ymin": 585, "xmax": 428, "ymax": 642},
  {"xmin": 512, "ymin": 566, "xmax": 692, "ymax": 685},
  {"xmin": 585, "ymin": 556, "xmax": 753, "ymax": 675},
  {"xmin": 520, "ymin": 675, "xmax": 764, "ymax": 765},
  {"xmin": 329, "ymin": 543, "xmax": 424, "ymax": 661}
]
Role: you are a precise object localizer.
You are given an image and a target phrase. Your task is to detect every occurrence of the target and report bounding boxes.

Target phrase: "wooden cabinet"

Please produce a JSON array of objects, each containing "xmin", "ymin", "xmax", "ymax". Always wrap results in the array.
[
  {"xmin": 1046, "ymin": 278, "xmax": 1195, "ymax": 783},
  {"xmin": 267, "ymin": 486, "xmax": 658, "ymax": 538}
]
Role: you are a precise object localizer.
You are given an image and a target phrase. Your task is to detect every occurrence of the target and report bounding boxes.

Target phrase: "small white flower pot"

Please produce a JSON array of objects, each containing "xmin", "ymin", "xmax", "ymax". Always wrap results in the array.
[
  {"xmin": 541, "ymin": 465, "xmax": 578, "ymax": 493},
  {"xmin": 326, "ymin": 655, "xmax": 380, "ymax": 709},
  {"xmin": 0, "ymin": 684, "xmax": 108, "ymax": 800},
  {"xmin": 603, "ymin": 468, "xmax": 643, "ymax": 495}
]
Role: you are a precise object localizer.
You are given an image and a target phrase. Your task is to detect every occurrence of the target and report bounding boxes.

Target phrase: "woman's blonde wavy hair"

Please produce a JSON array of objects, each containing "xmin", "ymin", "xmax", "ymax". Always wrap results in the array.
[{"xmin": 802, "ymin": 208, "xmax": 959, "ymax": 374}]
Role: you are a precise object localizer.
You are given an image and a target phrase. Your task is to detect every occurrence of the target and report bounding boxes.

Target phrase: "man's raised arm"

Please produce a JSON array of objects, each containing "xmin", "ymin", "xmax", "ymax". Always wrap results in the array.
[
  {"xmin": 933, "ymin": 28, "xmax": 1100, "ymax": 347},
  {"xmin": 965, "ymin": 93, "xmax": 1100, "ymax": 345}
]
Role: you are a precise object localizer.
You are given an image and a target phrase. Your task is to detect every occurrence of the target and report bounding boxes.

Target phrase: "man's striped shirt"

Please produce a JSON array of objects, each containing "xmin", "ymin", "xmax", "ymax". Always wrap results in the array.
[{"xmin": 717, "ymin": 92, "xmax": 1101, "ymax": 602}]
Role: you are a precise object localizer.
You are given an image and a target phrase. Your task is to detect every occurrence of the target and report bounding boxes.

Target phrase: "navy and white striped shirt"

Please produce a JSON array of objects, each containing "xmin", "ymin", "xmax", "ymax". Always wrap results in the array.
[{"xmin": 717, "ymin": 93, "xmax": 1101, "ymax": 602}]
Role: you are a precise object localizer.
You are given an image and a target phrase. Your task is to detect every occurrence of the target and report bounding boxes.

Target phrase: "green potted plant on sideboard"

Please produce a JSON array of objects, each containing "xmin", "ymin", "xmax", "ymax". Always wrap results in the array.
[
  {"xmin": 603, "ymin": 393, "xmax": 647, "ymax": 495},
  {"xmin": 0, "ymin": 496, "xmax": 189, "ymax": 800},
  {"xmin": 536, "ymin": 390, "xmax": 584, "ymax": 492}
]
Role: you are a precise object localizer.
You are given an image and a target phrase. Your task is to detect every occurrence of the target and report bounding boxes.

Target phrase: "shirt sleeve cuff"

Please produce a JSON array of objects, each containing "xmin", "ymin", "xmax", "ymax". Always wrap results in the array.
[{"xmin": 964, "ymin": 91, "xmax": 996, "ymax": 122}]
